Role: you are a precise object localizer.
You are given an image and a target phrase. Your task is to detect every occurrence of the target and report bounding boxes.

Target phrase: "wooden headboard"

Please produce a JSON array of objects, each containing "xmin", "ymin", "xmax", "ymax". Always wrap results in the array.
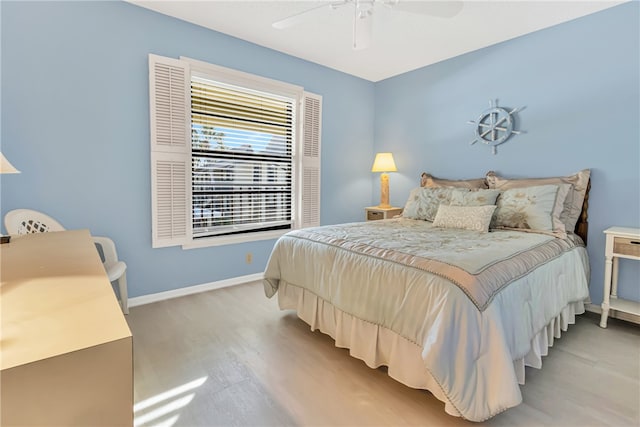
[
  {"xmin": 575, "ymin": 179, "xmax": 591, "ymax": 245},
  {"xmin": 419, "ymin": 172, "xmax": 591, "ymax": 245}
]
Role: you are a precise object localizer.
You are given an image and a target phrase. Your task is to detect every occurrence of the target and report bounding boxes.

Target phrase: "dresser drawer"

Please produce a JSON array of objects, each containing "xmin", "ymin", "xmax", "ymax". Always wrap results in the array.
[{"xmin": 613, "ymin": 237, "xmax": 640, "ymax": 257}]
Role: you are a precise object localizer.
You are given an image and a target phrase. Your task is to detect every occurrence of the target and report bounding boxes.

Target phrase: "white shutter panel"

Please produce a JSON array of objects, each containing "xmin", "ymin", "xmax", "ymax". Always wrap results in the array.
[
  {"xmin": 300, "ymin": 92, "xmax": 322, "ymax": 228},
  {"xmin": 149, "ymin": 54, "xmax": 192, "ymax": 248}
]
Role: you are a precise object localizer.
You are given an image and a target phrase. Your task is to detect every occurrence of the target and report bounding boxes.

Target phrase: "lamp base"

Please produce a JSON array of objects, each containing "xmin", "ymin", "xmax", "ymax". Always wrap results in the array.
[{"xmin": 378, "ymin": 173, "xmax": 390, "ymax": 208}]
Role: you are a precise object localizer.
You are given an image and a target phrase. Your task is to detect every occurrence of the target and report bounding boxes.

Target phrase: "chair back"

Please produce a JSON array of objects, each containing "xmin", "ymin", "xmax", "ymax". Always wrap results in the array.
[{"xmin": 4, "ymin": 209, "xmax": 66, "ymax": 235}]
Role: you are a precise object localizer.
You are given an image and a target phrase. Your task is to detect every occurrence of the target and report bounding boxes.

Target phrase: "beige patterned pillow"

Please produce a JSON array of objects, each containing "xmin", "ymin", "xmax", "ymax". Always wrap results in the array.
[
  {"xmin": 421, "ymin": 173, "xmax": 488, "ymax": 189},
  {"xmin": 402, "ymin": 187, "xmax": 456, "ymax": 221},
  {"xmin": 402, "ymin": 187, "xmax": 424, "ymax": 219},
  {"xmin": 486, "ymin": 169, "xmax": 590, "ymax": 233},
  {"xmin": 432, "ymin": 204, "xmax": 496, "ymax": 232},
  {"xmin": 450, "ymin": 188, "xmax": 501, "ymax": 206},
  {"xmin": 492, "ymin": 184, "xmax": 569, "ymax": 237}
]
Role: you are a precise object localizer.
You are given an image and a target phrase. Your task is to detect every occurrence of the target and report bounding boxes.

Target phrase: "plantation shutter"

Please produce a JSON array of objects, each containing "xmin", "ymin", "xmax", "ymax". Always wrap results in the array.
[
  {"xmin": 299, "ymin": 92, "xmax": 322, "ymax": 228},
  {"xmin": 149, "ymin": 54, "xmax": 192, "ymax": 248}
]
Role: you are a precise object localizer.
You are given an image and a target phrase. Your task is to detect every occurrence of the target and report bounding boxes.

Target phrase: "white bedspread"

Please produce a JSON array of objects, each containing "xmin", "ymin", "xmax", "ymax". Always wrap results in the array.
[{"xmin": 263, "ymin": 218, "xmax": 590, "ymax": 421}]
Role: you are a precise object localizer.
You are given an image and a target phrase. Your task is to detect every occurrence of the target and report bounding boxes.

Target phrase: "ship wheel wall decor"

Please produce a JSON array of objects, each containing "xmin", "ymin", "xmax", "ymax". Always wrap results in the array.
[{"xmin": 468, "ymin": 100, "xmax": 525, "ymax": 154}]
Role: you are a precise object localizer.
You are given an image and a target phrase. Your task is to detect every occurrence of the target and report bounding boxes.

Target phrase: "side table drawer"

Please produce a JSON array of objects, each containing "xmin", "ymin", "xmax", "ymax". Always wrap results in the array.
[
  {"xmin": 614, "ymin": 237, "xmax": 640, "ymax": 257},
  {"xmin": 367, "ymin": 211, "xmax": 384, "ymax": 221}
]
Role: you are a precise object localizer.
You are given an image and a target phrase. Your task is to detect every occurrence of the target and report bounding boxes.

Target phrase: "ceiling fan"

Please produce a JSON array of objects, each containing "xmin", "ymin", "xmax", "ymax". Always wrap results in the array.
[{"xmin": 272, "ymin": 0, "xmax": 463, "ymax": 50}]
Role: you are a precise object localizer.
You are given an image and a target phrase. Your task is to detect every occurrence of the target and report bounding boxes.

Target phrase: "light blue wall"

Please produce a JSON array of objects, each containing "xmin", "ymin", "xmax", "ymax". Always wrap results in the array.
[
  {"xmin": 374, "ymin": 2, "xmax": 640, "ymax": 306},
  {"xmin": 2, "ymin": 1, "xmax": 638, "ymax": 307},
  {"xmin": 0, "ymin": 1, "xmax": 375, "ymax": 297}
]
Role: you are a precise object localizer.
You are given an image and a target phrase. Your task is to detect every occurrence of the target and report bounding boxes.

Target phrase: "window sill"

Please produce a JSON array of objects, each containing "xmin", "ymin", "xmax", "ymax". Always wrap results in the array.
[{"xmin": 181, "ymin": 229, "xmax": 289, "ymax": 249}]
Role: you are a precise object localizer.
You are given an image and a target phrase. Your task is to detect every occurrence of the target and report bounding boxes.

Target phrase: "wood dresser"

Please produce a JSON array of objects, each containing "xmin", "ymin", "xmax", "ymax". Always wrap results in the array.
[{"xmin": 0, "ymin": 229, "xmax": 133, "ymax": 426}]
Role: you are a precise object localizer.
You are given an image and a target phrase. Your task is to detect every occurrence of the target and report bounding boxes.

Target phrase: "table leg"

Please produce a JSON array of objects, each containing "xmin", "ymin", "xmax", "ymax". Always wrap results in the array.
[
  {"xmin": 611, "ymin": 257, "xmax": 619, "ymax": 298},
  {"xmin": 600, "ymin": 255, "xmax": 614, "ymax": 328}
]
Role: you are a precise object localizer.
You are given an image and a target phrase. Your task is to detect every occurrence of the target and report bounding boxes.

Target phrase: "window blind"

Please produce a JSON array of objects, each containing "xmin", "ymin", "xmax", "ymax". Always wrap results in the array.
[{"xmin": 190, "ymin": 76, "xmax": 295, "ymax": 237}]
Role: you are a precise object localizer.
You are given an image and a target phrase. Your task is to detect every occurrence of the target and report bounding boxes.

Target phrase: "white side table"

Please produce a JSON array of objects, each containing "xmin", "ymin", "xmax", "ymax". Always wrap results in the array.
[{"xmin": 600, "ymin": 226, "xmax": 640, "ymax": 328}]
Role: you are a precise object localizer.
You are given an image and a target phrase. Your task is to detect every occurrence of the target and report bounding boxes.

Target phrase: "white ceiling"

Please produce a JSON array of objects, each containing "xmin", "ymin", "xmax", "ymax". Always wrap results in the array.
[{"xmin": 127, "ymin": 0, "xmax": 626, "ymax": 82}]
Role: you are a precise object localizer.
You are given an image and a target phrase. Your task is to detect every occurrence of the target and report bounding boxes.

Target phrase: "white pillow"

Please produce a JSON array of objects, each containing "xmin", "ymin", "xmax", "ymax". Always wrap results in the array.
[{"xmin": 432, "ymin": 204, "xmax": 496, "ymax": 232}]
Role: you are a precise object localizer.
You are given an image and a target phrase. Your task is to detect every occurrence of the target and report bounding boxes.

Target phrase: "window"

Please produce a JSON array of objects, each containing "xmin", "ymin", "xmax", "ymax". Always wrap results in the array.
[
  {"xmin": 149, "ymin": 54, "xmax": 321, "ymax": 248},
  {"xmin": 190, "ymin": 76, "xmax": 295, "ymax": 238}
]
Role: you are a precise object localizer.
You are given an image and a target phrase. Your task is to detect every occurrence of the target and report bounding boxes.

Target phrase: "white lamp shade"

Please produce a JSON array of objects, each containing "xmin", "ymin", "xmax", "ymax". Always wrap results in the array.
[
  {"xmin": 371, "ymin": 152, "xmax": 397, "ymax": 173},
  {"xmin": 0, "ymin": 152, "xmax": 20, "ymax": 174}
]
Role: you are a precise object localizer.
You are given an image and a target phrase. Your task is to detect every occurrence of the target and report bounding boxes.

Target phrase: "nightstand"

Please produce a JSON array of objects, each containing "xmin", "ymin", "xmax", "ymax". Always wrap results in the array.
[
  {"xmin": 600, "ymin": 226, "xmax": 640, "ymax": 328},
  {"xmin": 365, "ymin": 206, "xmax": 403, "ymax": 221}
]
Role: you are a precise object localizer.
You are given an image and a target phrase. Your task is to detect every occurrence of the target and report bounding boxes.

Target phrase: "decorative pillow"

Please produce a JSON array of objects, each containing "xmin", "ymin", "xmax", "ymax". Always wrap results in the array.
[
  {"xmin": 432, "ymin": 204, "xmax": 496, "ymax": 232},
  {"xmin": 421, "ymin": 172, "xmax": 488, "ymax": 189},
  {"xmin": 401, "ymin": 187, "xmax": 424, "ymax": 219},
  {"xmin": 492, "ymin": 184, "xmax": 569, "ymax": 236},
  {"xmin": 486, "ymin": 169, "xmax": 590, "ymax": 233},
  {"xmin": 449, "ymin": 188, "xmax": 501, "ymax": 206},
  {"xmin": 402, "ymin": 187, "xmax": 456, "ymax": 221}
]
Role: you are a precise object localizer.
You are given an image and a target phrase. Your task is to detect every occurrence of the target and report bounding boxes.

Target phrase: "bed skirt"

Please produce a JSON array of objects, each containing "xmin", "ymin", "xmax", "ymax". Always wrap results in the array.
[{"xmin": 277, "ymin": 281, "xmax": 585, "ymax": 419}]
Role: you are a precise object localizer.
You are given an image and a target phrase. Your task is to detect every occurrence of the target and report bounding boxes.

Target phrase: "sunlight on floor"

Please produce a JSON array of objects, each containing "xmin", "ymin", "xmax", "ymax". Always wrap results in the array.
[{"xmin": 134, "ymin": 376, "xmax": 208, "ymax": 427}]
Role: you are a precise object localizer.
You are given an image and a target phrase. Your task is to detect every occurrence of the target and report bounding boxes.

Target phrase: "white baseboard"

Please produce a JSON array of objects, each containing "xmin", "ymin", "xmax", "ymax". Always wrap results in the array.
[
  {"xmin": 128, "ymin": 273, "xmax": 264, "ymax": 308},
  {"xmin": 585, "ymin": 303, "xmax": 640, "ymax": 325}
]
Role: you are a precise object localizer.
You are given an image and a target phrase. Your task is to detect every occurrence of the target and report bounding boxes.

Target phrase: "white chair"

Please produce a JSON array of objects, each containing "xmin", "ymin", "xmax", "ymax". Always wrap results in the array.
[{"xmin": 4, "ymin": 209, "xmax": 129, "ymax": 314}]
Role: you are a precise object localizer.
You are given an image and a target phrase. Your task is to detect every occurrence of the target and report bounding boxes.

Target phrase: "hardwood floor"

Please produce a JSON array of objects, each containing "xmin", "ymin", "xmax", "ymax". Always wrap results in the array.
[{"xmin": 127, "ymin": 281, "xmax": 639, "ymax": 427}]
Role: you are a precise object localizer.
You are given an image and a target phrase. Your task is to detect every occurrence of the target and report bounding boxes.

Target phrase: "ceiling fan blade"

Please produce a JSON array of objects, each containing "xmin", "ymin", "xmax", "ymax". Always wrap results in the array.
[
  {"xmin": 272, "ymin": 4, "xmax": 328, "ymax": 29},
  {"xmin": 353, "ymin": 6, "xmax": 372, "ymax": 50},
  {"xmin": 272, "ymin": 1, "xmax": 348, "ymax": 29},
  {"xmin": 390, "ymin": 0, "xmax": 463, "ymax": 18}
]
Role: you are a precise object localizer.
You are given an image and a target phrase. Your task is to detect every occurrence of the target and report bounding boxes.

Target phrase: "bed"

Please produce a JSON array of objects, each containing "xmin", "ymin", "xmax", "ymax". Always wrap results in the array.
[{"xmin": 263, "ymin": 170, "xmax": 591, "ymax": 421}]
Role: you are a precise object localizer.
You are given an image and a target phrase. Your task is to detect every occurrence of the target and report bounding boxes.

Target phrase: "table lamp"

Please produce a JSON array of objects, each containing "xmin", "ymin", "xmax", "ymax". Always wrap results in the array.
[
  {"xmin": 1, "ymin": 152, "xmax": 20, "ymax": 243},
  {"xmin": 371, "ymin": 152, "xmax": 397, "ymax": 208},
  {"xmin": 1, "ymin": 152, "xmax": 20, "ymax": 174}
]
